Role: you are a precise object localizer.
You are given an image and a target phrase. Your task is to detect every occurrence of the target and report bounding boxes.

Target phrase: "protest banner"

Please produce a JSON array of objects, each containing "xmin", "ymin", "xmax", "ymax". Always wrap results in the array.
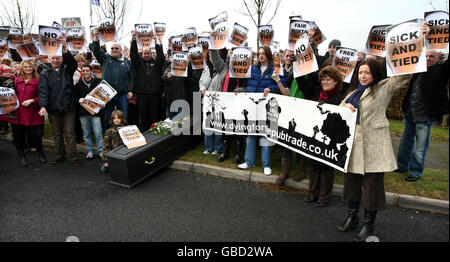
[
  {"xmin": 203, "ymin": 91, "xmax": 357, "ymax": 172},
  {"xmin": 66, "ymin": 27, "xmax": 87, "ymax": 52},
  {"xmin": 80, "ymin": 80, "xmax": 117, "ymax": 115},
  {"xmin": 90, "ymin": 25, "xmax": 105, "ymax": 46},
  {"xmin": 198, "ymin": 35, "xmax": 211, "ymax": 55},
  {"xmin": 210, "ymin": 21, "xmax": 228, "ymax": 50},
  {"xmin": 258, "ymin": 25, "xmax": 274, "ymax": 46},
  {"xmin": 0, "ymin": 38, "xmax": 9, "ymax": 58},
  {"xmin": 135, "ymin": 24, "xmax": 155, "ymax": 49},
  {"xmin": 154, "ymin": 22, "xmax": 166, "ymax": 43},
  {"xmin": 288, "ymin": 19, "xmax": 310, "ymax": 50},
  {"xmin": 182, "ymin": 27, "xmax": 198, "ymax": 49},
  {"xmin": 228, "ymin": 23, "xmax": 248, "ymax": 47},
  {"xmin": 97, "ymin": 17, "xmax": 117, "ymax": 43},
  {"xmin": 292, "ymin": 33, "xmax": 319, "ymax": 78},
  {"xmin": 170, "ymin": 35, "xmax": 184, "ymax": 52},
  {"xmin": 39, "ymin": 26, "xmax": 63, "ymax": 56},
  {"xmin": 309, "ymin": 21, "xmax": 327, "ymax": 46},
  {"xmin": 0, "ymin": 87, "xmax": 19, "ymax": 115},
  {"xmin": 16, "ymin": 41, "xmax": 40, "ymax": 60},
  {"xmin": 209, "ymin": 11, "xmax": 228, "ymax": 30},
  {"xmin": 425, "ymin": 11, "xmax": 449, "ymax": 52},
  {"xmin": 52, "ymin": 21, "xmax": 67, "ymax": 35},
  {"xmin": 171, "ymin": 52, "xmax": 189, "ymax": 77},
  {"xmin": 188, "ymin": 44, "xmax": 204, "ymax": 70},
  {"xmin": 91, "ymin": 61, "xmax": 102, "ymax": 79},
  {"xmin": 386, "ymin": 19, "xmax": 427, "ymax": 77},
  {"xmin": 61, "ymin": 17, "xmax": 82, "ymax": 29},
  {"xmin": 270, "ymin": 41, "xmax": 284, "ymax": 76},
  {"xmin": 118, "ymin": 125, "xmax": 147, "ymax": 149},
  {"xmin": 229, "ymin": 47, "xmax": 252, "ymax": 78},
  {"xmin": 364, "ymin": 25, "xmax": 390, "ymax": 57},
  {"xmin": 332, "ymin": 47, "xmax": 358, "ymax": 83}
]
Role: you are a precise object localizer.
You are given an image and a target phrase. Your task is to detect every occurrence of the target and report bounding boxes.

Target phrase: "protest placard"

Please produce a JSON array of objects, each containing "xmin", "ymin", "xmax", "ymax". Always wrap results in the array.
[
  {"xmin": 425, "ymin": 11, "xmax": 449, "ymax": 52},
  {"xmin": 259, "ymin": 25, "xmax": 274, "ymax": 46},
  {"xmin": 154, "ymin": 22, "xmax": 166, "ymax": 43},
  {"xmin": 16, "ymin": 41, "xmax": 40, "ymax": 60},
  {"xmin": 229, "ymin": 47, "xmax": 252, "ymax": 78},
  {"xmin": 288, "ymin": 19, "xmax": 310, "ymax": 50},
  {"xmin": 91, "ymin": 61, "xmax": 102, "ymax": 79},
  {"xmin": 228, "ymin": 23, "xmax": 248, "ymax": 47},
  {"xmin": 0, "ymin": 87, "xmax": 19, "ymax": 115},
  {"xmin": 135, "ymin": 24, "xmax": 154, "ymax": 49},
  {"xmin": 66, "ymin": 27, "xmax": 86, "ymax": 52},
  {"xmin": 210, "ymin": 21, "xmax": 228, "ymax": 50},
  {"xmin": 364, "ymin": 25, "xmax": 390, "ymax": 57},
  {"xmin": 8, "ymin": 28, "xmax": 25, "ymax": 49},
  {"xmin": 80, "ymin": 80, "xmax": 117, "ymax": 115},
  {"xmin": 188, "ymin": 44, "xmax": 204, "ymax": 70},
  {"xmin": 97, "ymin": 17, "xmax": 117, "ymax": 43},
  {"xmin": 0, "ymin": 38, "xmax": 9, "ymax": 58},
  {"xmin": 203, "ymin": 91, "xmax": 357, "ymax": 172},
  {"xmin": 209, "ymin": 11, "xmax": 228, "ymax": 30},
  {"xmin": 292, "ymin": 33, "xmax": 318, "ymax": 78},
  {"xmin": 271, "ymin": 41, "xmax": 283, "ymax": 76},
  {"xmin": 39, "ymin": 26, "xmax": 63, "ymax": 56},
  {"xmin": 171, "ymin": 52, "xmax": 189, "ymax": 77},
  {"xmin": 332, "ymin": 47, "xmax": 358, "ymax": 83},
  {"xmin": 170, "ymin": 35, "xmax": 184, "ymax": 52},
  {"xmin": 198, "ymin": 35, "xmax": 211, "ymax": 55},
  {"xmin": 386, "ymin": 19, "xmax": 427, "ymax": 76},
  {"xmin": 309, "ymin": 21, "xmax": 327, "ymax": 45},
  {"xmin": 61, "ymin": 17, "xmax": 82, "ymax": 29},
  {"xmin": 118, "ymin": 125, "xmax": 147, "ymax": 149}
]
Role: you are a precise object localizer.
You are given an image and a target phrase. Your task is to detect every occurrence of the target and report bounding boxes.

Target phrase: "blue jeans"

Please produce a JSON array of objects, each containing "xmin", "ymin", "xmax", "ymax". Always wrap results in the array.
[
  {"xmin": 244, "ymin": 136, "xmax": 272, "ymax": 168},
  {"xmin": 204, "ymin": 133, "xmax": 223, "ymax": 152},
  {"xmin": 397, "ymin": 118, "xmax": 436, "ymax": 178},
  {"xmin": 80, "ymin": 116, "xmax": 103, "ymax": 154},
  {"xmin": 103, "ymin": 94, "xmax": 129, "ymax": 129}
]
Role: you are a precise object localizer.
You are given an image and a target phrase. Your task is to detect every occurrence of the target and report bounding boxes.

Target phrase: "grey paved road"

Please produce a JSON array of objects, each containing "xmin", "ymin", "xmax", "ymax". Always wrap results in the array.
[{"xmin": 0, "ymin": 141, "xmax": 448, "ymax": 242}]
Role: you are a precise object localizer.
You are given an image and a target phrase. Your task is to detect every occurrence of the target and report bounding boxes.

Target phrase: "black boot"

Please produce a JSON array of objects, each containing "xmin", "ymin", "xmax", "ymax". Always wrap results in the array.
[
  {"xmin": 38, "ymin": 151, "xmax": 47, "ymax": 163},
  {"xmin": 18, "ymin": 149, "xmax": 29, "ymax": 167},
  {"xmin": 233, "ymin": 137, "xmax": 244, "ymax": 164},
  {"xmin": 217, "ymin": 138, "xmax": 230, "ymax": 162},
  {"xmin": 353, "ymin": 210, "xmax": 377, "ymax": 242},
  {"xmin": 337, "ymin": 201, "xmax": 360, "ymax": 232}
]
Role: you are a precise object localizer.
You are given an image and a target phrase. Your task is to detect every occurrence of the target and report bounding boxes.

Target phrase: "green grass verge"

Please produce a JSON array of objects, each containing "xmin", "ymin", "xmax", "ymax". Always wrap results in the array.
[
  {"xmin": 180, "ymin": 142, "xmax": 449, "ymax": 200},
  {"xmin": 389, "ymin": 119, "xmax": 449, "ymax": 141}
]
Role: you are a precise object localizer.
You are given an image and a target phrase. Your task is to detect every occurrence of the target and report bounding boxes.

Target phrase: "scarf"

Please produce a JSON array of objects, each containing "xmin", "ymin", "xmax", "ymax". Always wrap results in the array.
[
  {"xmin": 345, "ymin": 83, "xmax": 369, "ymax": 124},
  {"xmin": 318, "ymin": 87, "xmax": 338, "ymax": 103}
]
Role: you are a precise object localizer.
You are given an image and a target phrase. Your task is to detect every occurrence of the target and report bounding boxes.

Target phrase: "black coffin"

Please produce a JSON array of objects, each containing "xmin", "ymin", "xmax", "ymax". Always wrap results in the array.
[{"xmin": 106, "ymin": 130, "xmax": 200, "ymax": 188}]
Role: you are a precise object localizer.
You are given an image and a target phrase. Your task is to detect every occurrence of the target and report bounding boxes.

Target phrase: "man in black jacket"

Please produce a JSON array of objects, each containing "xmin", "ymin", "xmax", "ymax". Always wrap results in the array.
[
  {"xmin": 130, "ymin": 31, "xmax": 165, "ymax": 131},
  {"xmin": 398, "ymin": 50, "xmax": 449, "ymax": 182},
  {"xmin": 38, "ymin": 45, "xmax": 81, "ymax": 166}
]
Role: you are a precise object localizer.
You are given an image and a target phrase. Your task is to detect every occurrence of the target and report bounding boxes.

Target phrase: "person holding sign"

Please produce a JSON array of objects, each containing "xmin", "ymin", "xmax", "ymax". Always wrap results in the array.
[
  {"xmin": 238, "ymin": 46, "xmax": 286, "ymax": 176},
  {"xmin": 336, "ymin": 23, "xmax": 429, "ymax": 242},
  {"xmin": 91, "ymin": 28, "xmax": 136, "ymax": 129},
  {"xmin": 397, "ymin": 49, "xmax": 449, "ymax": 182},
  {"xmin": 38, "ymin": 41, "xmax": 81, "ymax": 166},
  {"xmin": 73, "ymin": 64, "xmax": 104, "ymax": 161},
  {"xmin": 1, "ymin": 62, "xmax": 45, "ymax": 166},
  {"xmin": 101, "ymin": 110, "xmax": 126, "ymax": 173},
  {"xmin": 130, "ymin": 30, "xmax": 165, "ymax": 132}
]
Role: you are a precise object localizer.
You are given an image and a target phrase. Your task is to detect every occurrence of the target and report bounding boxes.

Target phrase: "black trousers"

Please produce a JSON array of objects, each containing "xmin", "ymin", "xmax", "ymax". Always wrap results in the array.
[
  {"xmin": 11, "ymin": 124, "xmax": 43, "ymax": 154},
  {"xmin": 48, "ymin": 112, "xmax": 78, "ymax": 160},
  {"xmin": 137, "ymin": 94, "xmax": 162, "ymax": 132},
  {"xmin": 343, "ymin": 172, "xmax": 386, "ymax": 211},
  {"xmin": 309, "ymin": 160, "xmax": 335, "ymax": 203}
]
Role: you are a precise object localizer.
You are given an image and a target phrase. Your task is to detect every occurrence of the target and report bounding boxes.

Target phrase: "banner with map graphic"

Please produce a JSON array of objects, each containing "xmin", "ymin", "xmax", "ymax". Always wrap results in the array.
[{"xmin": 202, "ymin": 91, "xmax": 357, "ymax": 172}]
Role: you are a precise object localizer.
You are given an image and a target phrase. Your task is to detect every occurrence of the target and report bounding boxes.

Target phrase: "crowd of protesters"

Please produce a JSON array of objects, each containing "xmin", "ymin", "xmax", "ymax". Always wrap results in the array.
[{"xmin": 0, "ymin": 18, "xmax": 448, "ymax": 242}]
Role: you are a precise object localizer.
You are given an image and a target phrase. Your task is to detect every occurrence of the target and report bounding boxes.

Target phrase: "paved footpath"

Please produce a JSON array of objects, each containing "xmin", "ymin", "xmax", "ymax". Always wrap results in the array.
[{"xmin": 0, "ymin": 141, "xmax": 448, "ymax": 242}]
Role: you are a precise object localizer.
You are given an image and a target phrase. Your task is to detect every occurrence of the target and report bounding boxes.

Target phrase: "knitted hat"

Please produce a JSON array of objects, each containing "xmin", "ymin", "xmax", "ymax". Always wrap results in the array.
[
  {"xmin": 0, "ymin": 65, "xmax": 12, "ymax": 75},
  {"xmin": 328, "ymin": 39, "xmax": 341, "ymax": 48}
]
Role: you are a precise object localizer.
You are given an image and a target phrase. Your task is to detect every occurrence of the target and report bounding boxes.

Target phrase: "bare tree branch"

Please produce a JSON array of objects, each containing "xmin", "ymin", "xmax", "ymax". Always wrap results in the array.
[
  {"xmin": 94, "ymin": 0, "xmax": 132, "ymax": 40},
  {"xmin": 0, "ymin": 0, "xmax": 35, "ymax": 35}
]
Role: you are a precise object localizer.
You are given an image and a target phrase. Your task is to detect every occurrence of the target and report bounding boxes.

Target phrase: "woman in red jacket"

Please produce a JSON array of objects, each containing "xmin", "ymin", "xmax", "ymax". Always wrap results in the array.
[{"xmin": 1, "ymin": 61, "xmax": 46, "ymax": 166}]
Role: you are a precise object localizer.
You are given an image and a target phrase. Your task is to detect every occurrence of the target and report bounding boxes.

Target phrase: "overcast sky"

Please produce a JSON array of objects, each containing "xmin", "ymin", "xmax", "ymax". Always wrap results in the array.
[{"xmin": 18, "ymin": 0, "xmax": 450, "ymax": 54}]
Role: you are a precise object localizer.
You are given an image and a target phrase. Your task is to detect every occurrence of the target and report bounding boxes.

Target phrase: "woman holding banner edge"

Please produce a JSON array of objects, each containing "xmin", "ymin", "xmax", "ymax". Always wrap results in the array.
[
  {"xmin": 337, "ymin": 22, "xmax": 430, "ymax": 242},
  {"xmin": 238, "ymin": 46, "xmax": 287, "ymax": 175}
]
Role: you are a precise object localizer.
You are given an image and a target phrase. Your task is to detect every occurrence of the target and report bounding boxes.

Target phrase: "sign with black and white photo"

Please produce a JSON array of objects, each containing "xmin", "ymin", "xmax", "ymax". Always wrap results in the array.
[{"xmin": 202, "ymin": 91, "xmax": 357, "ymax": 172}]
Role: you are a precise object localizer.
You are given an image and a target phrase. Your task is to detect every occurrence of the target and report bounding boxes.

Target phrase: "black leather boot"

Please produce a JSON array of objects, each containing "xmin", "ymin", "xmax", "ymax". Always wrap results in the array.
[
  {"xmin": 217, "ymin": 138, "xmax": 230, "ymax": 162},
  {"xmin": 233, "ymin": 137, "xmax": 244, "ymax": 164},
  {"xmin": 353, "ymin": 210, "xmax": 377, "ymax": 242},
  {"xmin": 337, "ymin": 201, "xmax": 360, "ymax": 232},
  {"xmin": 18, "ymin": 149, "xmax": 29, "ymax": 167}
]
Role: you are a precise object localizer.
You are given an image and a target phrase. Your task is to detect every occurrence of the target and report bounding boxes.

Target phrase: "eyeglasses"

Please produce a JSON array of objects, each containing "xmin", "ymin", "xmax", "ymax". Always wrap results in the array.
[{"xmin": 111, "ymin": 47, "xmax": 120, "ymax": 50}]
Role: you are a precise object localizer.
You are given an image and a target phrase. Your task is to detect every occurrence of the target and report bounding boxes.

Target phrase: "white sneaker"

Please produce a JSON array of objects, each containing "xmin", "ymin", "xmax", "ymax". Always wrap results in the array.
[
  {"xmin": 263, "ymin": 167, "xmax": 272, "ymax": 176},
  {"xmin": 211, "ymin": 151, "xmax": 219, "ymax": 155},
  {"xmin": 238, "ymin": 163, "xmax": 250, "ymax": 169},
  {"xmin": 203, "ymin": 150, "xmax": 211, "ymax": 155},
  {"xmin": 86, "ymin": 151, "xmax": 94, "ymax": 160}
]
